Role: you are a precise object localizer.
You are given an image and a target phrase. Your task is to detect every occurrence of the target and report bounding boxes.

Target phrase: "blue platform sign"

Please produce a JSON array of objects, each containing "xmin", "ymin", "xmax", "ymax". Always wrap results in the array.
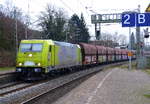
[
  {"xmin": 136, "ymin": 13, "xmax": 150, "ymax": 27},
  {"xmin": 122, "ymin": 13, "xmax": 136, "ymax": 27},
  {"xmin": 122, "ymin": 13, "xmax": 150, "ymax": 27}
]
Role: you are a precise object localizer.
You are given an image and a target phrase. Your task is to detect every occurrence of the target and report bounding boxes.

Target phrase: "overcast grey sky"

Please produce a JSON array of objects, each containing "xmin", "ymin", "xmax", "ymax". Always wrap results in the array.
[{"xmin": 0, "ymin": 0, "xmax": 149, "ymax": 40}]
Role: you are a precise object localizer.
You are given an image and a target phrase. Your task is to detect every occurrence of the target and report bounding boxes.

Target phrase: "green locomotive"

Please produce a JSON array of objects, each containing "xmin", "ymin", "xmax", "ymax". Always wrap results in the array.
[{"xmin": 16, "ymin": 40, "xmax": 82, "ymax": 80}]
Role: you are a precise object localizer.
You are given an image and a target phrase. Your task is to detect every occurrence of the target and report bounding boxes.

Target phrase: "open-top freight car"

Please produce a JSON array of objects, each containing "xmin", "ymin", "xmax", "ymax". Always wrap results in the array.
[
  {"xmin": 78, "ymin": 43, "xmax": 97, "ymax": 65},
  {"xmin": 115, "ymin": 48, "xmax": 123, "ymax": 61},
  {"xmin": 121, "ymin": 49, "xmax": 128, "ymax": 61},
  {"xmin": 96, "ymin": 45, "xmax": 107, "ymax": 64},
  {"xmin": 106, "ymin": 47, "xmax": 115, "ymax": 63}
]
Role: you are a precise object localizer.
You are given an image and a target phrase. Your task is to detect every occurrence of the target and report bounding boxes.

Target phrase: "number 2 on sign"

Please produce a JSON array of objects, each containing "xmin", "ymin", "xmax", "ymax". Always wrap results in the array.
[{"xmin": 124, "ymin": 14, "xmax": 130, "ymax": 24}]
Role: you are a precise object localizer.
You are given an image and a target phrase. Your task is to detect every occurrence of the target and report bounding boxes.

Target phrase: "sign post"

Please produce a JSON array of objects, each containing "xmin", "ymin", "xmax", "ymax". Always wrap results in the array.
[
  {"xmin": 128, "ymin": 51, "xmax": 133, "ymax": 70},
  {"xmin": 121, "ymin": 8, "xmax": 150, "ymax": 69},
  {"xmin": 128, "ymin": 27, "xmax": 132, "ymax": 70}
]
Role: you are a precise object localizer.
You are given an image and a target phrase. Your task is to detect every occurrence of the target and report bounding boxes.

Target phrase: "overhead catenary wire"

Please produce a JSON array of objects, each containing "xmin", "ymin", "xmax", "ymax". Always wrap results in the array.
[
  {"xmin": 59, "ymin": 0, "xmax": 76, "ymax": 14},
  {"xmin": 25, "ymin": 0, "xmax": 31, "ymax": 39},
  {"xmin": 76, "ymin": 0, "xmax": 90, "ymax": 17}
]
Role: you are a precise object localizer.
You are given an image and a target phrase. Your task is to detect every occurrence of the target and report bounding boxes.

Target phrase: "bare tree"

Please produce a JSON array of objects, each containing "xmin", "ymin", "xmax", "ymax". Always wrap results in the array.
[
  {"xmin": 99, "ymin": 32, "xmax": 127, "ymax": 47},
  {"xmin": 101, "ymin": 32, "xmax": 112, "ymax": 41},
  {"xmin": 111, "ymin": 32, "xmax": 119, "ymax": 42},
  {"xmin": 119, "ymin": 34, "xmax": 127, "ymax": 45},
  {"xmin": 39, "ymin": 4, "xmax": 68, "ymax": 41},
  {"xmin": 2, "ymin": 0, "xmax": 24, "ymax": 22}
]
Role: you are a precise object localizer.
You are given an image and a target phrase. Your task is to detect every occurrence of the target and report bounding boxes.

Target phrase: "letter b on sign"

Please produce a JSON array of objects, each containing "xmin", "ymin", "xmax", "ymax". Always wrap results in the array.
[
  {"xmin": 136, "ymin": 13, "xmax": 150, "ymax": 27},
  {"xmin": 138, "ymin": 14, "xmax": 145, "ymax": 24}
]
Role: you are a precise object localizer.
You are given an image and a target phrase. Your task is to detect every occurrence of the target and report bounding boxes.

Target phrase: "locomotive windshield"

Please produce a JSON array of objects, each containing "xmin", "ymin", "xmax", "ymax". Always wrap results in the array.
[{"xmin": 20, "ymin": 43, "xmax": 43, "ymax": 52}]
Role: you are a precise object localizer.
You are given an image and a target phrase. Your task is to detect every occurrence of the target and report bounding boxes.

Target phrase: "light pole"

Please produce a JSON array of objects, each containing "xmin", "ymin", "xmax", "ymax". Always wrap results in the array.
[
  {"xmin": 25, "ymin": 0, "xmax": 30, "ymax": 39},
  {"xmin": 14, "ymin": 9, "xmax": 18, "ymax": 54},
  {"xmin": 136, "ymin": 5, "xmax": 146, "ymax": 69}
]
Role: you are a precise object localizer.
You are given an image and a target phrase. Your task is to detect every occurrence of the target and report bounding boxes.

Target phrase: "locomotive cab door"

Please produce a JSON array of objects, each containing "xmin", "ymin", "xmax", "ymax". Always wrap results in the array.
[
  {"xmin": 51, "ymin": 45, "xmax": 55, "ymax": 68},
  {"xmin": 48, "ymin": 45, "xmax": 51, "ymax": 66}
]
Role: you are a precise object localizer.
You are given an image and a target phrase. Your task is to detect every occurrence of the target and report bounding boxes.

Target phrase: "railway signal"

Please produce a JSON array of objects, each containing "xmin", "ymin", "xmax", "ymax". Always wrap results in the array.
[{"xmin": 144, "ymin": 28, "xmax": 149, "ymax": 38}]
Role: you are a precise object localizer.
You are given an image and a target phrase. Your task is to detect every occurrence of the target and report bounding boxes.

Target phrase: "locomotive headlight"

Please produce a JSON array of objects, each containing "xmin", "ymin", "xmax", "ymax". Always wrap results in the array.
[
  {"xmin": 37, "ymin": 63, "xmax": 41, "ymax": 66},
  {"xmin": 16, "ymin": 68, "xmax": 22, "ymax": 72},
  {"xmin": 28, "ymin": 54, "xmax": 32, "ymax": 57},
  {"xmin": 18, "ymin": 63, "xmax": 22, "ymax": 66},
  {"xmin": 34, "ymin": 68, "xmax": 41, "ymax": 72}
]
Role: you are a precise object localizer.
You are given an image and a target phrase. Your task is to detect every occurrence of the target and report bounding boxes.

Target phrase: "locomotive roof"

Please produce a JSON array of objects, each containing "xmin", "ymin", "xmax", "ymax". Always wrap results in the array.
[
  {"xmin": 21, "ymin": 39, "xmax": 55, "ymax": 45},
  {"xmin": 54, "ymin": 41, "xmax": 77, "ymax": 47}
]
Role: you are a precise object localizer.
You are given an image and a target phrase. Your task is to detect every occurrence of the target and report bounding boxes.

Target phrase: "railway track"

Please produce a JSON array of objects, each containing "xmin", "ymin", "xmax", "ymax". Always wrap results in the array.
[
  {"xmin": 0, "ymin": 72, "xmax": 17, "ymax": 87},
  {"xmin": 21, "ymin": 62, "xmax": 128, "ymax": 104},
  {"xmin": 0, "ymin": 79, "xmax": 53, "ymax": 97},
  {"xmin": 21, "ymin": 70, "xmax": 100, "ymax": 104},
  {"xmin": 0, "ymin": 72, "xmax": 15, "ymax": 78},
  {"xmin": 0, "ymin": 82, "xmax": 31, "ymax": 96},
  {"xmin": 0, "ymin": 81, "xmax": 22, "ymax": 89},
  {"xmin": 0, "ymin": 62, "xmax": 129, "ymax": 104}
]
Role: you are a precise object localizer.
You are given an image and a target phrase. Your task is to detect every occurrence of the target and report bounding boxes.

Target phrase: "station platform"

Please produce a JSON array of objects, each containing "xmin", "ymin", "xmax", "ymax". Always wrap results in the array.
[{"xmin": 52, "ymin": 67, "xmax": 150, "ymax": 104}]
